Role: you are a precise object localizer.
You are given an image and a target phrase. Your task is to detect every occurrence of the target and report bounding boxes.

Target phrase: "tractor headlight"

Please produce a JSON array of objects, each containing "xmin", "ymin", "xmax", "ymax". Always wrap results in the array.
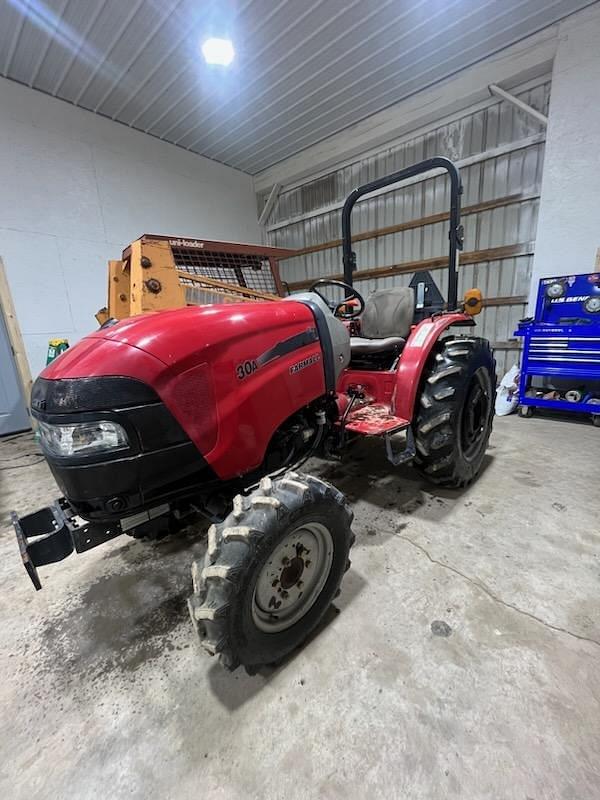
[{"xmin": 37, "ymin": 420, "xmax": 129, "ymax": 458}]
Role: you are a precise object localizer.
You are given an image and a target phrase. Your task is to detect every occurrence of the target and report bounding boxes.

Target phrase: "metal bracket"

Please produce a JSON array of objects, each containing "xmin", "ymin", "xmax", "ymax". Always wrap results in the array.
[
  {"xmin": 11, "ymin": 498, "xmax": 123, "ymax": 590},
  {"xmin": 385, "ymin": 426, "xmax": 416, "ymax": 466}
]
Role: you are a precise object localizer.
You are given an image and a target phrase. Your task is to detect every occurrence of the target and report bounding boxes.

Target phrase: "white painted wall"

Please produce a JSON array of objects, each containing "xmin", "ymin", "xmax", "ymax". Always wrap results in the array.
[
  {"xmin": 0, "ymin": 78, "xmax": 261, "ymax": 376},
  {"xmin": 529, "ymin": 4, "xmax": 600, "ymax": 308}
]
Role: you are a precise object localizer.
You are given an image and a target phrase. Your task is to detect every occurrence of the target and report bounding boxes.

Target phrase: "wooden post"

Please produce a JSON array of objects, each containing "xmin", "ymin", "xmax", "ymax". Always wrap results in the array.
[{"xmin": 0, "ymin": 256, "xmax": 33, "ymax": 407}]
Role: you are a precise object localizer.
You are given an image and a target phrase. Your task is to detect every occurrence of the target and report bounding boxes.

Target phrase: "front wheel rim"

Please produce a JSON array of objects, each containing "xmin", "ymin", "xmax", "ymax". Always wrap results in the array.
[
  {"xmin": 252, "ymin": 522, "xmax": 334, "ymax": 633},
  {"xmin": 460, "ymin": 367, "xmax": 491, "ymax": 460}
]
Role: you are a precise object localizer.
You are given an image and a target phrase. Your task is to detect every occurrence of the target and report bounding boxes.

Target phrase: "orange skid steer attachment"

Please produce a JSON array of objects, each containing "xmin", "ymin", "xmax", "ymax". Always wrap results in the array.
[{"xmin": 96, "ymin": 234, "xmax": 294, "ymax": 323}]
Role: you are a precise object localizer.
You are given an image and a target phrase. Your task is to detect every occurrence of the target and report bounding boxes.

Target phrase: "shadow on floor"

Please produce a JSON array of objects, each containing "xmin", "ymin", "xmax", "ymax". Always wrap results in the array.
[
  {"xmin": 30, "ymin": 442, "xmax": 492, "ymax": 692},
  {"xmin": 206, "ymin": 567, "xmax": 367, "ymax": 711},
  {"xmin": 32, "ymin": 522, "xmax": 209, "ymax": 682},
  {"xmin": 308, "ymin": 438, "xmax": 494, "ymax": 520}
]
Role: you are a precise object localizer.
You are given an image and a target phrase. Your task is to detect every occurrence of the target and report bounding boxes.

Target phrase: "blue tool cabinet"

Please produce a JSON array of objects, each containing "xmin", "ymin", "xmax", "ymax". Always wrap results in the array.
[{"xmin": 514, "ymin": 272, "xmax": 600, "ymax": 424}]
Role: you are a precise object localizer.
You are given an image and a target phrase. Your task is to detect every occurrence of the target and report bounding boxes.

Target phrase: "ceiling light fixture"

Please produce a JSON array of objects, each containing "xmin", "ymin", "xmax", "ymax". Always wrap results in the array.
[{"xmin": 201, "ymin": 37, "xmax": 235, "ymax": 66}]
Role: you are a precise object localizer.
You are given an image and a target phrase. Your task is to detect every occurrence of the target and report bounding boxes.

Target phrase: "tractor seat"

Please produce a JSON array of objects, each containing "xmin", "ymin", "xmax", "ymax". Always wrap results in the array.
[
  {"xmin": 350, "ymin": 336, "xmax": 406, "ymax": 356},
  {"xmin": 350, "ymin": 287, "xmax": 414, "ymax": 360}
]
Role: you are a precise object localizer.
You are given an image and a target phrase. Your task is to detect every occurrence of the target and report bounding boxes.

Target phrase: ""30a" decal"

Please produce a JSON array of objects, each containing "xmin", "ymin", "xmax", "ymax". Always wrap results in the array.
[{"xmin": 236, "ymin": 360, "xmax": 258, "ymax": 380}]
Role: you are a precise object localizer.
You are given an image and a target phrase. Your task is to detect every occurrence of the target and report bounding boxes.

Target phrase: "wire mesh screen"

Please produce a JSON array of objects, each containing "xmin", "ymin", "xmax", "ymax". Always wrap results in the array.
[
  {"xmin": 171, "ymin": 247, "xmax": 278, "ymax": 294},
  {"xmin": 182, "ymin": 284, "xmax": 243, "ymax": 306}
]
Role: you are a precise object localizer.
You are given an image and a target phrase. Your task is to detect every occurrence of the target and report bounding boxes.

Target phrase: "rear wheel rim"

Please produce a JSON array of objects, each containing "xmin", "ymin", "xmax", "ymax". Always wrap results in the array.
[
  {"xmin": 252, "ymin": 522, "xmax": 334, "ymax": 633},
  {"xmin": 460, "ymin": 367, "xmax": 491, "ymax": 460}
]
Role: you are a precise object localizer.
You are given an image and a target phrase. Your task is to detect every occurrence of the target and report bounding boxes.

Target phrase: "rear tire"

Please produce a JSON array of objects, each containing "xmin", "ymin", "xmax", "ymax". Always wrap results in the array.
[
  {"xmin": 413, "ymin": 336, "xmax": 495, "ymax": 488},
  {"xmin": 188, "ymin": 472, "xmax": 354, "ymax": 672}
]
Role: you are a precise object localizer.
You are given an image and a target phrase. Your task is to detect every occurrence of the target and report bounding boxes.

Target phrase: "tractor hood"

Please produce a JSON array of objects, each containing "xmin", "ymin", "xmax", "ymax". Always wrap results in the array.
[
  {"xmin": 43, "ymin": 301, "xmax": 311, "ymax": 377},
  {"xmin": 33, "ymin": 299, "xmax": 332, "ymax": 482},
  {"xmin": 88, "ymin": 302, "xmax": 311, "ymax": 366},
  {"xmin": 38, "ymin": 301, "xmax": 317, "ymax": 426}
]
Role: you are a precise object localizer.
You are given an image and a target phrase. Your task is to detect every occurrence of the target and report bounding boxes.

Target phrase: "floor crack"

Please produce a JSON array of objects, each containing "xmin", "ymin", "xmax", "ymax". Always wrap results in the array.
[{"xmin": 386, "ymin": 527, "xmax": 600, "ymax": 649}]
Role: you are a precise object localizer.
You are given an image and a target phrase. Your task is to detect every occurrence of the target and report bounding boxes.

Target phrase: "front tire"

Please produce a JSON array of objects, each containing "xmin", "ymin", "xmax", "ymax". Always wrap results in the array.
[
  {"xmin": 188, "ymin": 472, "xmax": 354, "ymax": 672},
  {"xmin": 413, "ymin": 336, "xmax": 495, "ymax": 488}
]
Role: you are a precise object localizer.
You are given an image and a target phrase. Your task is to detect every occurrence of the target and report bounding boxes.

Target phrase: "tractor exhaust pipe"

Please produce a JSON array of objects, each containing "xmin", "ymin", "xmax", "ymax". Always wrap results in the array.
[{"xmin": 341, "ymin": 157, "xmax": 463, "ymax": 310}]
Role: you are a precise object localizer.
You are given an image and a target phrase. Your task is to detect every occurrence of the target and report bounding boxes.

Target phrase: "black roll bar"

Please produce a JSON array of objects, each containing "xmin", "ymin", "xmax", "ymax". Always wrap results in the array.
[{"xmin": 341, "ymin": 157, "xmax": 464, "ymax": 310}]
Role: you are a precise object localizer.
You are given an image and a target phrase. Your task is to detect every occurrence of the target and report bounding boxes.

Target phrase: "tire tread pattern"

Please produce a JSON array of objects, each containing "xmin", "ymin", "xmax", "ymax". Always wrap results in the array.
[
  {"xmin": 413, "ymin": 336, "xmax": 496, "ymax": 488},
  {"xmin": 188, "ymin": 473, "xmax": 354, "ymax": 672}
]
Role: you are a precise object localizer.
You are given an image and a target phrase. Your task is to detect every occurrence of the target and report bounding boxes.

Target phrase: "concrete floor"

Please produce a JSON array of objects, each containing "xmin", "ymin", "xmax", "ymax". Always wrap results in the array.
[{"xmin": 1, "ymin": 414, "xmax": 599, "ymax": 799}]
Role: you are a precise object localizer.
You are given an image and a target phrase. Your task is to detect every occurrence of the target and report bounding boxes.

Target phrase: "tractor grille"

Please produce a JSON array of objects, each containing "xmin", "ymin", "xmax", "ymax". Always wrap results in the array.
[{"xmin": 171, "ymin": 246, "xmax": 278, "ymax": 295}]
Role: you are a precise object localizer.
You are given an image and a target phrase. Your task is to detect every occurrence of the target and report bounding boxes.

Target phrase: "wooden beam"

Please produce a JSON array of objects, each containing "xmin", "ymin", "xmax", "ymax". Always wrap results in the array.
[
  {"xmin": 184, "ymin": 285, "xmax": 266, "ymax": 304},
  {"xmin": 488, "ymin": 84, "xmax": 548, "ymax": 126},
  {"xmin": 258, "ymin": 182, "xmax": 281, "ymax": 227},
  {"xmin": 0, "ymin": 257, "xmax": 33, "ymax": 409},
  {"xmin": 287, "ymin": 243, "xmax": 534, "ymax": 290},
  {"xmin": 266, "ymin": 133, "xmax": 545, "ymax": 232},
  {"xmin": 281, "ymin": 193, "xmax": 538, "ymax": 259},
  {"xmin": 176, "ymin": 271, "xmax": 279, "ymax": 301}
]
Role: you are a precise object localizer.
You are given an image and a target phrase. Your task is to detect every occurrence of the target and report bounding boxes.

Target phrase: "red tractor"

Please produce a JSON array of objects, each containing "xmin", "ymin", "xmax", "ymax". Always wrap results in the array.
[{"xmin": 12, "ymin": 158, "xmax": 495, "ymax": 673}]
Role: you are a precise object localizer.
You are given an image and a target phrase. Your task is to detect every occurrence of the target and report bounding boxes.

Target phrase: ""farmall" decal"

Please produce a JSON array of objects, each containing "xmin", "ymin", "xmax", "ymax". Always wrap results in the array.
[{"xmin": 289, "ymin": 354, "xmax": 321, "ymax": 375}]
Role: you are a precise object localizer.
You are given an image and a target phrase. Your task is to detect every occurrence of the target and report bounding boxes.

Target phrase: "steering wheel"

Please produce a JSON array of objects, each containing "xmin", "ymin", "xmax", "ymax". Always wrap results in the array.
[{"xmin": 308, "ymin": 279, "xmax": 365, "ymax": 319}]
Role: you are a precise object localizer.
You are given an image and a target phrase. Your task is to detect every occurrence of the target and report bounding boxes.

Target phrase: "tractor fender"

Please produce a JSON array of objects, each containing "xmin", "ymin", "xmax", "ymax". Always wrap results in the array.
[{"xmin": 393, "ymin": 313, "xmax": 474, "ymax": 421}]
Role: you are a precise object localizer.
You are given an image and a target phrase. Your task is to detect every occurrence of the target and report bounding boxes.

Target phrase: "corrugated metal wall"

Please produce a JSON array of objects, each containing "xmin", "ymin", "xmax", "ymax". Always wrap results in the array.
[{"xmin": 267, "ymin": 80, "xmax": 550, "ymax": 375}]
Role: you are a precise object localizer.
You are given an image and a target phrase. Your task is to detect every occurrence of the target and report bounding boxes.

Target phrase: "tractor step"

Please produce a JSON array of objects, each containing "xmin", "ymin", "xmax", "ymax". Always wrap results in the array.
[{"xmin": 343, "ymin": 403, "xmax": 409, "ymax": 436}]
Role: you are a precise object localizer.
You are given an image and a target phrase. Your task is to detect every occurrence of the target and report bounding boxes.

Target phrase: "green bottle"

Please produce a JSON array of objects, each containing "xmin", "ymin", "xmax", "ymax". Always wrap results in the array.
[{"xmin": 46, "ymin": 338, "xmax": 69, "ymax": 365}]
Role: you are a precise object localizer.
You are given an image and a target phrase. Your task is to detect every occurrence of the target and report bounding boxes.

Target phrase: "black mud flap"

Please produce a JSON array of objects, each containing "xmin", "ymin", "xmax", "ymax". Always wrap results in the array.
[{"xmin": 11, "ymin": 498, "xmax": 122, "ymax": 590}]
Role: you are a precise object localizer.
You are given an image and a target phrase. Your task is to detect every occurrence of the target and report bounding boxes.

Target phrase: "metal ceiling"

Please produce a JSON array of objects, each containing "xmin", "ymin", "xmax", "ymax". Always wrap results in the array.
[{"xmin": 0, "ymin": 0, "xmax": 593, "ymax": 174}]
